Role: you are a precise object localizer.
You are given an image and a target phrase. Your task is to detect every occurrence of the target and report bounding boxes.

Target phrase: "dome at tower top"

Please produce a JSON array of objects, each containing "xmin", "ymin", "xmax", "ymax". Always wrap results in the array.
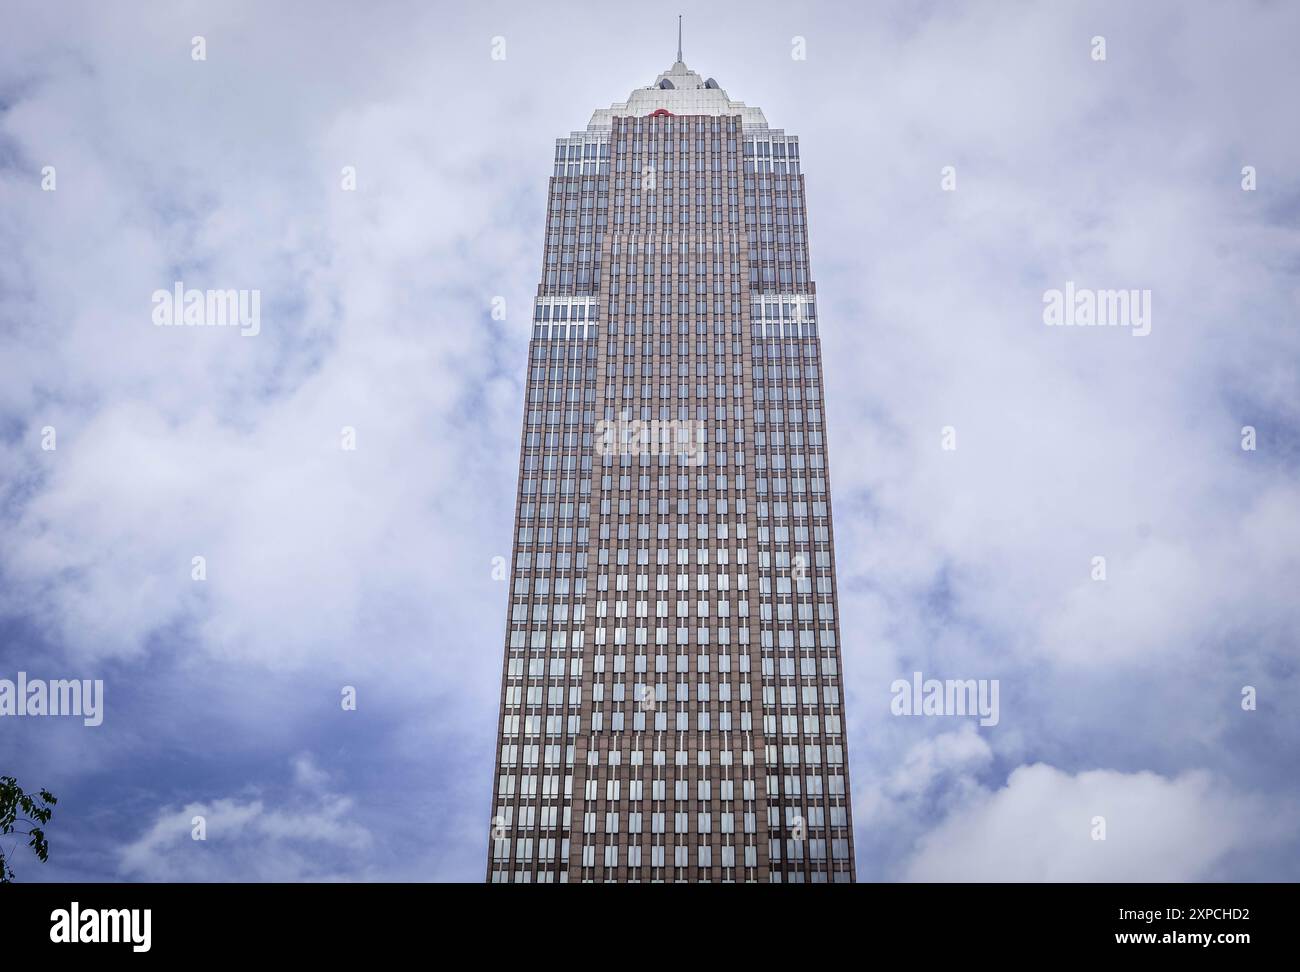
[{"xmin": 586, "ymin": 57, "xmax": 768, "ymax": 130}]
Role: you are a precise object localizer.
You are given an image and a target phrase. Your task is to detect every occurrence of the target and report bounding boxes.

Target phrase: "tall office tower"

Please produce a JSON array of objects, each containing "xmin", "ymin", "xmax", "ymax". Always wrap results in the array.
[{"xmin": 488, "ymin": 39, "xmax": 855, "ymax": 883}]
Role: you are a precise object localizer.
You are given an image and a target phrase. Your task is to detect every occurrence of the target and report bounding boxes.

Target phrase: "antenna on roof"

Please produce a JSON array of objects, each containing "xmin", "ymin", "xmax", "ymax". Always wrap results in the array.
[{"xmin": 677, "ymin": 15, "xmax": 683, "ymax": 63}]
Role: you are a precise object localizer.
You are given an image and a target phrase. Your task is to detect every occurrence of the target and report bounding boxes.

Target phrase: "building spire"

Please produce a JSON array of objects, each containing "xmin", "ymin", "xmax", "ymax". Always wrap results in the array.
[{"xmin": 676, "ymin": 15, "xmax": 683, "ymax": 64}]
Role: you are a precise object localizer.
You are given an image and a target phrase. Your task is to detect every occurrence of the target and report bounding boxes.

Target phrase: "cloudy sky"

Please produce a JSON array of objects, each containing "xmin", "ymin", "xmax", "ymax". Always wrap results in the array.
[{"xmin": 1, "ymin": 0, "xmax": 1297, "ymax": 882}]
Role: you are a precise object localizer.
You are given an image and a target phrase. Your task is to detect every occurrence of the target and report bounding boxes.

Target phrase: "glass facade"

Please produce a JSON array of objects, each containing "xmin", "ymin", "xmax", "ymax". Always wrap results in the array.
[{"xmin": 488, "ymin": 59, "xmax": 855, "ymax": 883}]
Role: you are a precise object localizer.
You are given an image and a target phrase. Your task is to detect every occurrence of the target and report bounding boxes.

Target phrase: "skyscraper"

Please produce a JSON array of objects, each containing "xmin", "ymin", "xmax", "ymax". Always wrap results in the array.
[{"xmin": 488, "ymin": 38, "xmax": 856, "ymax": 883}]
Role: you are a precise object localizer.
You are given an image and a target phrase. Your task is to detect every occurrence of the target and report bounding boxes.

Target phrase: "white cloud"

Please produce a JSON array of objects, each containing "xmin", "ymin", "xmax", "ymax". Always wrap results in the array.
[
  {"xmin": 118, "ymin": 755, "xmax": 373, "ymax": 881},
  {"xmin": 902, "ymin": 763, "xmax": 1287, "ymax": 882}
]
